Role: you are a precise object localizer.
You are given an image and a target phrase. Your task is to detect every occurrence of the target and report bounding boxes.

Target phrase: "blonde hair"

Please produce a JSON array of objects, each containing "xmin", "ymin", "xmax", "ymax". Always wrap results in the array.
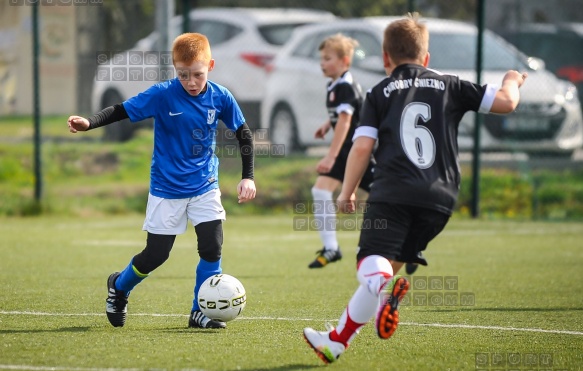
[
  {"xmin": 383, "ymin": 13, "xmax": 429, "ymax": 65},
  {"xmin": 319, "ymin": 33, "xmax": 359, "ymax": 67},
  {"xmin": 172, "ymin": 33, "xmax": 212, "ymax": 65}
]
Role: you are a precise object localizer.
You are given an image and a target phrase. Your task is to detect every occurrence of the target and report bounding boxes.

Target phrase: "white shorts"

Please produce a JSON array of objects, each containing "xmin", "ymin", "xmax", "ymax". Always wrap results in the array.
[{"xmin": 142, "ymin": 188, "xmax": 226, "ymax": 235}]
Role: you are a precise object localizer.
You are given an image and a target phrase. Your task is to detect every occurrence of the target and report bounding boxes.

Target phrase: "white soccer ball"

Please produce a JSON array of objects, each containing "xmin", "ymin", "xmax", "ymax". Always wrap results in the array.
[{"xmin": 198, "ymin": 274, "xmax": 247, "ymax": 322}]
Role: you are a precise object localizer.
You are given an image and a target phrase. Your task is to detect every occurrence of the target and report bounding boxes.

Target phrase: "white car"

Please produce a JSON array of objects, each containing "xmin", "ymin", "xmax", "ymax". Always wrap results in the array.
[
  {"xmin": 91, "ymin": 7, "xmax": 335, "ymax": 141},
  {"xmin": 261, "ymin": 17, "xmax": 583, "ymax": 157}
]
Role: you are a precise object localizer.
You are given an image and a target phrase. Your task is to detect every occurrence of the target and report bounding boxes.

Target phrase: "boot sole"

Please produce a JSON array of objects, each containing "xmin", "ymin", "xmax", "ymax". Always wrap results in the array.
[{"xmin": 376, "ymin": 277, "xmax": 409, "ymax": 339}]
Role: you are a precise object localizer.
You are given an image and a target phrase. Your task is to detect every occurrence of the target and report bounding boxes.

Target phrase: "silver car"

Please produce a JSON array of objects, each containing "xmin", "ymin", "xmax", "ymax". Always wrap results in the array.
[
  {"xmin": 261, "ymin": 17, "xmax": 583, "ymax": 157},
  {"xmin": 91, "ymin": 7, "xmax": 336, "ymax": 141}
]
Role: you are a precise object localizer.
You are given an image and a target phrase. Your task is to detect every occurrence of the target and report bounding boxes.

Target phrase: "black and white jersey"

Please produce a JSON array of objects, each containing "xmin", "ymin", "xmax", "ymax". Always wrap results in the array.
[
  {"xmin": 356, "ymin": 63, "xmax": 498, "ymax": 215},
  {"xmin": 326, "ymin": 70, "xmax": 363, "ymax": 150}
]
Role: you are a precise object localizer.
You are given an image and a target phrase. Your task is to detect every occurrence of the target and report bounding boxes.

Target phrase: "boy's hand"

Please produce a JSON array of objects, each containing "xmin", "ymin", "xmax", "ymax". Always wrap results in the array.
[
  {"xmin": 316, "ymin": 155, "xmax": 335, "ymax": 174},
  {"xmin": 314, "ymin": 122, "xmax": 331, "ymax": 139},
  {"xmin": 237, "ymin": 179, "xmax": 256, "ymax": 203},
  {"xmin": 337, "ymin": 192, "xmax": 356, "ymax": 213},
  {"xmin": 67, "ymin": 116, "xmax": 90, "ymax": 133},
  {"xmin": 504, "ymin": 70, "xmax": 528, "ymax": 88}
]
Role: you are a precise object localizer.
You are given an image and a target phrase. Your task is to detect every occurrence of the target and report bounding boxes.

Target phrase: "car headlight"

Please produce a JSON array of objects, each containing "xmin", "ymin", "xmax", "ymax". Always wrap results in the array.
[
  {"xmin": 555, "ymin": 81, "xmax": 578, "ymax": 105},
  {"xmin": 527, "ymin": 57, "xmax": 545, "ymax": 71}
]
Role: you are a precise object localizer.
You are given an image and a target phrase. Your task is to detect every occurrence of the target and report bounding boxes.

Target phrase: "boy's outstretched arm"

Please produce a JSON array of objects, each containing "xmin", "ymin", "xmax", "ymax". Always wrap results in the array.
[
  {"xmin": 235, "ymin": 123, "xmax": 256, "ymax": 203},
  {"xmin": 490, "ymin": 70, "xmax": 528, "ymax": 114},
  {"xmin": 67, "ymin": 104, "xmax": 129, "ymax": 133},
  {"xmin": 337, "ymin": 136, "xmax": 375, "ymax": 213}
]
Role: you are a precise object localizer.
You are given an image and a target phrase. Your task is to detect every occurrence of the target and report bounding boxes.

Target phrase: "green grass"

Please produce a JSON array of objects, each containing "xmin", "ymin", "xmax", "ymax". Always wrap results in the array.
[
  {"xmin": 0, "ymin": 115, "xmax": 102, "ymax": 140},
  {"xmin": 0, "ymin": 214, "xmax": 582, "ymax": 370}
]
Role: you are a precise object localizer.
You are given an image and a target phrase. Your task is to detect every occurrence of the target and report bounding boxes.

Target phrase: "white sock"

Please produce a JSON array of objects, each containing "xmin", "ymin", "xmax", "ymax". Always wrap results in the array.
[
  {"xmin": 340, "ymin": 285, "xmax": 378, "ymax": 325},
  {"xmin": 311, "ymin": 187, "xmax": 338, "ymax": 251},
  {"xmin": 357, "ymin": 255, "xmax": 394, "ymax": 297},
  {"xmin": 333, "ymin": 285, "xmax": 377, "ymax": 345}
]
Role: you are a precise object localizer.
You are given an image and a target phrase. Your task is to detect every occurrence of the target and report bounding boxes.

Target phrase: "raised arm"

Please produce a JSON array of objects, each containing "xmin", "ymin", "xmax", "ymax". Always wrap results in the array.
[{"xmin": 490, "ymin": 71, "xmax": 528, "ymax": 114}]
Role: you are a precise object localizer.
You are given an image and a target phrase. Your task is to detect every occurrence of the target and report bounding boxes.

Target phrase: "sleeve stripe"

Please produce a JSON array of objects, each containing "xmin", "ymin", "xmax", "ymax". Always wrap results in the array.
[
  {"xmin": 336, "ymin": 103, "xmax": 355, "ymax": 115},
  {"xmin": 353, "ymin": 126, "xmax": 378, "ymax": 141},
  {"xmin": 479, "ymin": 84, "xmax": 498, "ymax": 113}
]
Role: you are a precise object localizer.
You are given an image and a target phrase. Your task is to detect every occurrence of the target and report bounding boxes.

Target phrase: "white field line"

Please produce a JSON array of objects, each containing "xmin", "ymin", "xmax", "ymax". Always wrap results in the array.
[
  {"xmin": 0, "ymin": 366, "xmax": 139, "ymax": 371},
  {"xmin": 0, "ymin": 366, "xmax": 205, "ymax": 371},
  {"xmin": 1, "ymin": 310, "xmax": 582, "ymax": 336}
]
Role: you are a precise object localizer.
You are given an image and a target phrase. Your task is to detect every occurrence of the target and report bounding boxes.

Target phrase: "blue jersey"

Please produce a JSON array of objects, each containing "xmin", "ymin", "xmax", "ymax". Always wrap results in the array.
[{"xmin": 123, "ymin": 78, "xmax": 245, "ymax": 199}]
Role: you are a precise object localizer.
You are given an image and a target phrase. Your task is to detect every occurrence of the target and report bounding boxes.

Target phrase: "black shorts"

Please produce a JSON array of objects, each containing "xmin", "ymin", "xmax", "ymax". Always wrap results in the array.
[
  {"xmin": 356, "ymin": 203, "xmax": 450, "ymax": 266},
  {"xmin": 320, "ymin": 145, "xmax": 375, "ymax": 192}
]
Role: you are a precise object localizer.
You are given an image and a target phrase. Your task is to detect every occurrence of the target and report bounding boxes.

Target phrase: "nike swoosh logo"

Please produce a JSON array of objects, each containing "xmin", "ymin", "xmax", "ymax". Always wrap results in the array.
[{"xmin": 169, "ymin": 111, "xmax": 183, "ymax": 116}]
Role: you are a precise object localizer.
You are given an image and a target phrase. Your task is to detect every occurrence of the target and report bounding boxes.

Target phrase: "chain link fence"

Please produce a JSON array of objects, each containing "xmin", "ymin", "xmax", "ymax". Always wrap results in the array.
[
  {"xmin": 0, "ymin": 0, "xmax": 582, "ymax": 218},
  {"xmin": 71, "ymin": 0, "xmax": 583, "ymax": 156}
]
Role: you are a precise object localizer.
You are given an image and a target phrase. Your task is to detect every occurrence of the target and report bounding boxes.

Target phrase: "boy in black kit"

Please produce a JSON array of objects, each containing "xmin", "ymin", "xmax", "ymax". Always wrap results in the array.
[
  {"xmin": 308, "ymin": 33, "xmax": 375, "ymax": 269},
  {"xmin": 304, "ymin": 14, "xmax": 527, "ymax": 364}
]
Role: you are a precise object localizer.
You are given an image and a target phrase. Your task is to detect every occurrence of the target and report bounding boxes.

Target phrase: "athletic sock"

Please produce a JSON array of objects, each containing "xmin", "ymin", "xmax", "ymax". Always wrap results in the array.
[
  {"xmin": 311, "ymin": 187, "xmax": 338, "ymax": 251},
  {"xmin": 330, "ymin": 285, "xmax": 377, "ymax": 346},
  {"xmin": 329, "ymin": 257, "xmax": 394, "ymax": 346},
  {"xmin": 192, "ymin": 258, "xmax": 222, "ymax": 312},
  {"xmin": 115, "ymin": 259, "xmax": 148, "ymax": 295},
  {"xmin": 357, "ymin": 255, "xmax": 394, "ymax": 296}
]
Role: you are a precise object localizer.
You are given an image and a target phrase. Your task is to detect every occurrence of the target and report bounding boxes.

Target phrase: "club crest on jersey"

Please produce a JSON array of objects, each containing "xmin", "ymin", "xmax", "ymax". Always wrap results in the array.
[
  {"xmin": 207, "ymin": 110, "xmax": 216, "ymax": 125},
  {"xmin": 329, "ymin": 91, "xmax": 335, "ymax": 102}
]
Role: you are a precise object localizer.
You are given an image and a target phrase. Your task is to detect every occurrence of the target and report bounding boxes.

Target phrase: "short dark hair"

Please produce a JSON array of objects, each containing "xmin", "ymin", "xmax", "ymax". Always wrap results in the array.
[{"xmin": 383, "ymin": 13, "xmax": 429, "ymax": 65}]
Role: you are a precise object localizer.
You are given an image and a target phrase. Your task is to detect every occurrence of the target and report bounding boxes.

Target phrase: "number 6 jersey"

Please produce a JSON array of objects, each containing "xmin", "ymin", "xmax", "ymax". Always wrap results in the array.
[{"xmin": 355, "ymin": 63, "xmax": 498, "ymax": 215}]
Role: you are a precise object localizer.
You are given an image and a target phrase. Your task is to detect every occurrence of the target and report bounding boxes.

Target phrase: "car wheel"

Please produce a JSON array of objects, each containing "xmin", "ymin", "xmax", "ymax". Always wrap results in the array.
[
  {"xmin": 102, "ymin": 90, "xmax": 136, "ymax": 142},
  {"xmin": 269, "ymin": 105, "xmax": 303, "ymax": 154}
]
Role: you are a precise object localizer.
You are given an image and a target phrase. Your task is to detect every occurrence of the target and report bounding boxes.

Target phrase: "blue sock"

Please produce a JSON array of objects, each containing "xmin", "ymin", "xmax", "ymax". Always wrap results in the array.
[
  {"xmin": 115, "ymin": 260, "xmax": 148, "ymax": 295},
  {"xmin": 192, "ymin": 258, "xmax": 222, "ymax": 312}
]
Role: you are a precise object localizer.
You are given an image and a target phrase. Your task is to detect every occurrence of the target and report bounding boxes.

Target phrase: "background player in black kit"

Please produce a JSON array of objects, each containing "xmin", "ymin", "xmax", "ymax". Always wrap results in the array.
[
  {"xmin": 304, "ymin": 14, "xmax": 527, "ymax": 363},
  {"xmin": 308, "ymin": 33, "xmax": 375, "ymax": 269}
]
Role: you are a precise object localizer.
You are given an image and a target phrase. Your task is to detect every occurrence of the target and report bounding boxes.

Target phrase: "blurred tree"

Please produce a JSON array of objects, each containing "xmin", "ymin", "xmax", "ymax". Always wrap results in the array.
[
  {"xmin": 101, "ymin": 0, "xmax": 155, "ymax": 51},
  {"xmin": 423, "ymin": 0, "xmax": 476, "ymax": 20},
  {"xmin": 175, "ymin": 0, "xmax": 475, "ymax": 19}
]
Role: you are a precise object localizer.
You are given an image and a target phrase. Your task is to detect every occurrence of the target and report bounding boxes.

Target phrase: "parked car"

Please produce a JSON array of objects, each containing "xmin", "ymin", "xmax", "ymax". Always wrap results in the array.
[
  {"xmin": 91, "ymin": 7, "xmax": 336, "ymax": 141},
  {"xmin": 261, "ymin": 17, "xmax": 583, "ymax": 157},
  {"xmin": 500, "ymin": 22, "xmax": 583, "ymax": 111}
]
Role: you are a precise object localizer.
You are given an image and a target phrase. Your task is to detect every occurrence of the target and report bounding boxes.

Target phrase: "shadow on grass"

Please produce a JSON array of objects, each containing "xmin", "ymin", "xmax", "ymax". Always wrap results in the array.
[
  {"xmin": 158, "ymin": 326, "xmax": 225, "ymax": 335},
  {"xmin": 156, "ymin": 328, "xmax": 324, "ymax": 370},
  {"xmin": 0, "ymin": 326, "xmax": 91, "ymax": 334}
]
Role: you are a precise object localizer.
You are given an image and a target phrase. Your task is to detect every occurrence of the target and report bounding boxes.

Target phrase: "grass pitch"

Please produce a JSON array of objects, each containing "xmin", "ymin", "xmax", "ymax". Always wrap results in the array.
[{"xmin": 0, "ymin": 214, "xmax": 582, "ymax": 370}]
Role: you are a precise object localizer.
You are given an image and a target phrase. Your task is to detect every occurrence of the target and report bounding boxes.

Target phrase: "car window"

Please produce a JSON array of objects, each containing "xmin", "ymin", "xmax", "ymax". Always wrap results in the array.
[
  {"xmin": 291, "ymin": 30, "xmax": 339, "ymax": 60},
  {"xmin": 507, "ymin": 31, "xmax": 583, "ymax": 71},
  {"xmin": 429, "ymin": 32, "xmax": 528, "ymax": 71},
  {"xmin": 259, "ymin": 24, "xmax": 312, "ymax": 46},
  {"xmin": 291, "ymin": 33, "xmax": 320, "ymax": 58},
  {"xmin": 189, "ymin": 20, "xmax": 243, "ymax": 46},
  {"xmin": 349, "ymin": 30, "xmax": 383, "ymax": 72},
  {"xmin": 540, "ymin": 31, "xmax": 583, "ymax": 68}
]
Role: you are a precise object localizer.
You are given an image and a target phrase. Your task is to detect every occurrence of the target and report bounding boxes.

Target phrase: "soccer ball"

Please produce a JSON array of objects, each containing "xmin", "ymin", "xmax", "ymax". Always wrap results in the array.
[{"xmin": 198, "ymin": 274, "xmax": 246, "ymax": 322}]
